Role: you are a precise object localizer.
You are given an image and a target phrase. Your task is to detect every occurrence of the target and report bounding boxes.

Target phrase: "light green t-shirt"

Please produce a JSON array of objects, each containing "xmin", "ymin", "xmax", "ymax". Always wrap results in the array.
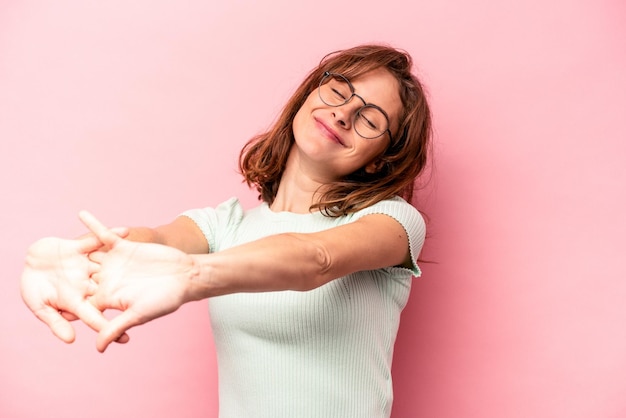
[{"xmin": 183, "ymin": 196, "xmax": 426, "ymax": 418}]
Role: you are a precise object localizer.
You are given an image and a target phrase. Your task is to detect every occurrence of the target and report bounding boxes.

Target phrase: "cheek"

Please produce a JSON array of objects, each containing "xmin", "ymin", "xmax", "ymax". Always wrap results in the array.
[
  {"xmin": 292, "ymin": 94, "xmax": 317, "ymax": 139},
  {"xmin": 292, "ymin": 106, "xmax": 304, "ymax": 139},
  {"xmin": 363, "ymin": 137, "xmax": 390, "ymax": 157}
]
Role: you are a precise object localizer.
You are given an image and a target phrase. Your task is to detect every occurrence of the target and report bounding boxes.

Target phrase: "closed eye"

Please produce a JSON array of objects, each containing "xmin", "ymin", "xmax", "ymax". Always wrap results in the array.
[
  {"xmin": 359, "ymin": 113, "xmax": 378, "ymax": 130},
  {"xmin": 332, "ymin": 87, "xmax": 347, "ymax": 101}
]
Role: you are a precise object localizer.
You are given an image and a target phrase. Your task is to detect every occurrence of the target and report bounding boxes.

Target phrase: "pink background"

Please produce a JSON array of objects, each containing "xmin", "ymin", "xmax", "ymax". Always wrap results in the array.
[{"xmin": 1, "ymin": 1, "xmax": 625, "ymax": 417}]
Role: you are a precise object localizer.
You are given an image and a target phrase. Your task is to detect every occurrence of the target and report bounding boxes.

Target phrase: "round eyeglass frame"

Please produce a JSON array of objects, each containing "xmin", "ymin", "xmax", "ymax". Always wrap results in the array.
[{"xmin": 318, "ymin": 71, "xmax": 393, "ymax": 141}]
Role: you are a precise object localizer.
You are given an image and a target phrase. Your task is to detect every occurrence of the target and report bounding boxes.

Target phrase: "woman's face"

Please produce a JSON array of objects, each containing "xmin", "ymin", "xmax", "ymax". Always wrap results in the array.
[{"xmin": 292, "ymin": 67, "xmax": 403, "ymax": 181}]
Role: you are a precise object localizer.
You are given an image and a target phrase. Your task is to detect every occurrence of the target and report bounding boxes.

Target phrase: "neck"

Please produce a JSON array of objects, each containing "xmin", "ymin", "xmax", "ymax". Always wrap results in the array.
[{"xmin": 270, "ymin": 148, "xmax": 327, "ymax": 213}]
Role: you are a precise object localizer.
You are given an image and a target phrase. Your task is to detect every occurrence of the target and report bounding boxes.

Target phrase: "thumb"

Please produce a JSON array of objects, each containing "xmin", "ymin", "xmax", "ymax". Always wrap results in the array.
[
  {"xmin": 96, "ymin": 310, "xmax": 141, "ymax": 353},
  {"xmin": 111, "ymin": 226, "xmax": 130, "ymax": 239},
  {"xmin": 78, "ymin": 211, "xmax": 121, "ymax": 248}
]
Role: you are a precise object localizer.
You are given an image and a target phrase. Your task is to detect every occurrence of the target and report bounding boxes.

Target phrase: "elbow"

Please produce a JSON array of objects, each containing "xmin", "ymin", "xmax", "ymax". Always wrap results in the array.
[{"xmin": 294, "ymin": 238, "xmax": 333, "ymax": 291}]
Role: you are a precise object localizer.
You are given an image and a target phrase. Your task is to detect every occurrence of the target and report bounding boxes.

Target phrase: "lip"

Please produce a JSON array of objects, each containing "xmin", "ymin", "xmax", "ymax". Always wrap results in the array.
[{"xmin": 314, "ymin": 117, "xmax": 345, "ymax": 146}]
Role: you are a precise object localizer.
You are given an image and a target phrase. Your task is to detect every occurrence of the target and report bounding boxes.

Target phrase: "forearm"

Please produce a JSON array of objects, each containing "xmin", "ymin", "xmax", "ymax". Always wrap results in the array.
[
  {"xmin": 77, "ymin": 227, "xmax": 161, "ymax": 244},
  {"xmin": 125, "ymin": 227, "xmax": 162, "ymax": 243},
  {"xmin": 184, "ymin": 233, "xmax": 332, "ymax": 301},
  {"xmin": 111, "ymin": 217, "xmax": 209, "ymax": 254}
]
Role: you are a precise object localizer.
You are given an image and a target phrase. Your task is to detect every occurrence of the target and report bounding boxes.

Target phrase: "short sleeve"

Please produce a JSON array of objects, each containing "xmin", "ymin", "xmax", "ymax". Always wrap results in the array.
[
  {"xmin": 352, "ymin": 197, "xmax": 426, "ymax": 277},
  {"xmin": 180, "ymin": 197, "xmax": 244, "ymax": 253}
]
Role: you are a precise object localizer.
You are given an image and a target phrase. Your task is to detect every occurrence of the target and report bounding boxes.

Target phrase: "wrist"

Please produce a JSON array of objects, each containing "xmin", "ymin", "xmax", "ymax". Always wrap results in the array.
[{"xmin": 182, "ymin": 254, "xmax": 213, "ymax": 302}]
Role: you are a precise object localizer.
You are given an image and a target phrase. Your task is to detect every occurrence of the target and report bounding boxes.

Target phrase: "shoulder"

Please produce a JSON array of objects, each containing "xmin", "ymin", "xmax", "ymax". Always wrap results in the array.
[
  {"xmin": 182, "ymin": 197, "xmax": 244, "ymax": 224},
  {"xmin": 351, "ymin": 197, "xmax": 426, "ymax": 275},
  {"xmin": 355, "ymin": 196, "xmax": 421, "ymax": 215},
  {"xmin": 352, "ymin": 197, "xmax": 425, "ymax": 240},
  {"xmin": 180, "ymin": 197, "xmax": 247, "ymax": 251}
]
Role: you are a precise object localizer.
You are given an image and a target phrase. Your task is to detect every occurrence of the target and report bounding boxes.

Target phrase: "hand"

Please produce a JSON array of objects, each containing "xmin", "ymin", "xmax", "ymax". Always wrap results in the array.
[
  {"xmin": 20, "ymin": 233, "xmax": 130, "ymax": 345},
  {"xmin": 80, "ymin": 211, "xmax": 198, "ymax": 353}
]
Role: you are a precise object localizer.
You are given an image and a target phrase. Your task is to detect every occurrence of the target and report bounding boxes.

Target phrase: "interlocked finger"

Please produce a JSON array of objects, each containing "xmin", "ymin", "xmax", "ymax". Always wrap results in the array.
[
  {"xmin": 34, "ymin": 306, "xmax": 76, "ymax": 343},
  {"xmin": 78, "ymin": 211, "xmax": 120, "ymax": 248}
]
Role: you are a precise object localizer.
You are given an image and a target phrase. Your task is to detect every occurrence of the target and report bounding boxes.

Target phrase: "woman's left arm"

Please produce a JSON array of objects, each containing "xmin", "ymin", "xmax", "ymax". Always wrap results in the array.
[{"xmin": 190, "ymin": 213, "xmax": 411, "ymax": 297}]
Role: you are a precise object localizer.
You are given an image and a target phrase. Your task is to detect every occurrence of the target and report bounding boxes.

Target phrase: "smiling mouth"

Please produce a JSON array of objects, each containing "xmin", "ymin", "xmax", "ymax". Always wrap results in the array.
[{"xmin": 315, "ymin": 118, "xmax": 345, "ymax": 146}]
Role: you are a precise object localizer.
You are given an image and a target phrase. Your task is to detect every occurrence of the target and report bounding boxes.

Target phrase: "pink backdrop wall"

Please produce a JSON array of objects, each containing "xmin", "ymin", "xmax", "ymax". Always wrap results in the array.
[{"xmin": 1, "ymin": 1, "xmax": 625, "ymax": 417}]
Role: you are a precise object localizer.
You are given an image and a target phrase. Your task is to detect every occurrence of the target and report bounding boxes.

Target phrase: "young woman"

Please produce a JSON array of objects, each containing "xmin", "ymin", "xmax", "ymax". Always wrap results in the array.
[{"xmin": 21, "ymin": 44, "xmax": 432, "ymax": 418}]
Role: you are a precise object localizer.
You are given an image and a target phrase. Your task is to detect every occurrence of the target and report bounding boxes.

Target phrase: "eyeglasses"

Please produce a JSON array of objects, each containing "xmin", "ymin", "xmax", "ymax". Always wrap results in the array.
[{"xmin": 318, "ymin": 71, "xmax": 393, "ymax": 140}]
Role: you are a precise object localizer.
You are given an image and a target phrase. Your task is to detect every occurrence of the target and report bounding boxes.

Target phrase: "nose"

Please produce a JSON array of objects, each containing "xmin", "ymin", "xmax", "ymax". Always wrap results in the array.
[
  {"xmin": 331, "ymin": 107, "xmax": 352, "ymax": 129},
  {"xmin": 331, "ymin": 97, "xmax": 364, "ymax": 130}
]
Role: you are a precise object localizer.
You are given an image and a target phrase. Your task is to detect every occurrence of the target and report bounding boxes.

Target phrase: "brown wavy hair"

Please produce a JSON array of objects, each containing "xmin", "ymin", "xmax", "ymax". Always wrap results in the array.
[{"xmin": 239, "ymin": 44, "xmax": 432, "ymax": 216}]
